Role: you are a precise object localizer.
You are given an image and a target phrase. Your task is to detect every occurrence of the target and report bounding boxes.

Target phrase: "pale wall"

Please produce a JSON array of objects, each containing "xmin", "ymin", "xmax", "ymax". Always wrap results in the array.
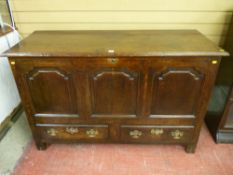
[
  {"xmin": 10, "ymin": 0, "xmax": 233, "ymax": 45},
  {"xmin": 0, "ymin": 31, "xmax": 21, "ymax": 124},
  {"xmin": 0, "ymin": 0, "xmax": 21, "ymax": 124},
  {"xmin": 0, "ymin": 0, "xmax": 11, "ymax": 24}
]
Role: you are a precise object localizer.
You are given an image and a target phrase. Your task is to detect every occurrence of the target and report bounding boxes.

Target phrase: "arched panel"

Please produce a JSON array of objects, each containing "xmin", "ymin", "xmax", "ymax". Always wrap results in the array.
[
  {"xmin": 150, "ymin": 68, "xmax": 204, "ymax": 115},
  {"xmin": 90, "ymin": 69, "xmax": 139, "ymax": 117},
  {"xmin": 26, "ymin": 68, "xmax": 78, "ymax": 116}
]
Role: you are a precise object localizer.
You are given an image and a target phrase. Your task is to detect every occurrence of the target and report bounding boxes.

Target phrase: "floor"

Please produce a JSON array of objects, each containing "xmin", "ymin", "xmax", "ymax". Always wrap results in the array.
[
  {"xmin": 0, "ymin": 112, "xmax": 32, "ymax": 175},
  {"xmin": 9, "ymin": 120, "xmax": 233, "ymax": 175}
]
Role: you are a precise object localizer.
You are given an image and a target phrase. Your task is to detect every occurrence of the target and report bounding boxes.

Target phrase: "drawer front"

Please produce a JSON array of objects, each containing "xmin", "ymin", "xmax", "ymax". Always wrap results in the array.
[
  {"xmin": 38, "ymin": 124, "xmax": 109, "ymax": 141},
  {"xmin": 120, "ymin": 125, "xmax": 194, "ymax": 143}
]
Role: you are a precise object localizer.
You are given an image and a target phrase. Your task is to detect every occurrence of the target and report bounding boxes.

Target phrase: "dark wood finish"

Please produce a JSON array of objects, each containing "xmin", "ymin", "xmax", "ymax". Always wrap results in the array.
[
  {"xmin": 205, "ymin": 16, "xmax": 233, "ymax": 143},
  {"xmin": 150, "ymin": 67, "xmax": 203, "ymax": 115},
  {"xmin": 3, "ymin": 30, "xmax": 228, "ymax": 57},
  {"xmin": 90, "ymin": 67, "xmax": 140, "ymax": 117},
  {"xmin": 219, "ymin": 88, "xmax": 233, "ymax": 130},
  {"xmin": 27, "ymin": 68, "xmax": 78, "ymax": 115},
  {"xmin": 3, "ymin": 30, "xmax": 228, "ymax": 153},
  {"xmin": 38, "ymin": 124, "xmax": 109, "ymax": 141},
  {"xmin": 215, "ymin": 16, "xmax": 233, "ymax": 86},
  {"xmin": 206, "ymin": 87, "xmax": 233, "ymax": 143},
  {"xmin": 120, "ymin": 125, "xmax": 194, "ymax": 143}
]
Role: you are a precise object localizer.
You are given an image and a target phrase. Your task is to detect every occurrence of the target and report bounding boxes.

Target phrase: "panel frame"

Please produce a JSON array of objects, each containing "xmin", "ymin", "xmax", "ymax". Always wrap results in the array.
[
  {"xmin": 12, "ymin": 59, "xmax": 80, "ymax": 118},
  {"xmin": 146, "ymin": 57, "xmax": 212, "ymax": 120},
  {"xmin": 149, "ymin": 67, "xmax": 204, "ymax": 116},
  {"xmin": 86, "ymin": 60, "xmax": 144, "ymax": 118},
  {"xmin": 25, "ymin": 67, "xmax": 78, "ymax": 117}
]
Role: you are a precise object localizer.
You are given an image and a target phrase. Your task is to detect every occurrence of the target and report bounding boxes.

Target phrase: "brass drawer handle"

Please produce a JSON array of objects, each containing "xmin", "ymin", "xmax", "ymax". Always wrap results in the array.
[
  {"xmin": 86, "ymin": 129, "xmax": 99, "ymax": 137},
  {"xmin": 108, "ymin": 58, "xmax": 118, "ymax": 64},
  {"xmin": 171, "ymin": 130, "xmax": 184, "ymax": 140},
  {"xmin": 47, "ymin": 128, "xmax": 58, "ymax": 136},
  {"xmin": 151, "ymin": 128, "xmax": 164, "ymax": 136},
  {"xmin": 129, "ymin": 130, "xmax": 142, "ymax": 139},
  {"xmin": 65, "ymin": 127, "xmax": 79, "ymax": 134}
]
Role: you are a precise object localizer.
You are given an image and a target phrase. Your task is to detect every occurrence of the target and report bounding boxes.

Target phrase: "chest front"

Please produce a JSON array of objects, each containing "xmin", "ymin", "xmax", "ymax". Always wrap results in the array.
[{"xmin": 5, "ymin": 30, "xmax": 227, "ymax": 153}]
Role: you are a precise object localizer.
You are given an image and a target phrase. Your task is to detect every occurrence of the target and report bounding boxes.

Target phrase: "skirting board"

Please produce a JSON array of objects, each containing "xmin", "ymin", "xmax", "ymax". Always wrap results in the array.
[
  {"xmin": 216, "ymin": 131, "xmax": 233, "ymax": 143},
  {"xmin": 0, "ymin": 103, "xmax": 23, "ymax": 140}
]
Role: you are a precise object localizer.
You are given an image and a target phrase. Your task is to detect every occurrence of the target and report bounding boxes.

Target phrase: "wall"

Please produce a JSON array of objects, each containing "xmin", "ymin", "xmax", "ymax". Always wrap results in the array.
[
  {"xmin": 0, "ymin": 31, "xmax": 21, "ymax": 124},
  {"xmin": 0, "ymin": 0, "xmax": 11, "ymax": 24},
  {"xmin": 10, "ymin": 0, "xmax": 233, "ymax": 46},
  {"xmin": 0, "ymin": 0, "xmax": 21, "ymax": 124}
]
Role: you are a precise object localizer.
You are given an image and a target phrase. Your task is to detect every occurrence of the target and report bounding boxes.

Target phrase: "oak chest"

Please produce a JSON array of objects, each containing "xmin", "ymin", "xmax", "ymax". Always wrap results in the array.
[{"xmin": 3, "ymin": 30, "xmax": 228, "ymax": 153}]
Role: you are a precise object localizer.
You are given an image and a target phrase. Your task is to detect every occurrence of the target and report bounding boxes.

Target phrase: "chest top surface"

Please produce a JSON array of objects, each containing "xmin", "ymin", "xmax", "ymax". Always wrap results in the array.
[{"xmin": 2, "ymin": 30, "xmax": 228, "ymax": 58}]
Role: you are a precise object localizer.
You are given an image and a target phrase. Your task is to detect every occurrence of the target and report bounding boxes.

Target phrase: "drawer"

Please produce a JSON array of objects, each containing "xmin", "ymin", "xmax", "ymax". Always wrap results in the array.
[
  {"xmin": 37, "ymin": 124, "xmax": 109, "ymax": 141},
  {"xmin": 120, "ymin": 125, "xmax": 194, "ymax": 143}
]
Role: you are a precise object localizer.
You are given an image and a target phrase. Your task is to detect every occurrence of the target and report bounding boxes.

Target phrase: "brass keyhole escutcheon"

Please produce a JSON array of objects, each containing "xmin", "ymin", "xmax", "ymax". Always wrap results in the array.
[
  {"xmin": 47, "ymin": 128, "xmax": 58, "ymax": 136},
  {"xmin": 108, "ymin": 58, "xmax": 118, "ymax": 64},
  {"xmin": 65, "ymin": 127, "xmax": 79, "ymax": 135},
  {"xmin": 129, "ymin": 130, "xmax": 142, "ymax": 139},
  {"xmin": 151, "ymin": 128, "xmax": 164, "ymax": 136},
  {"xmin": 86, "ymin": 129, "xmax": 99, "ymax": 138},
  {"xmin": 171, "ymin": 130, "xmax": 184, "ymax": 140}
]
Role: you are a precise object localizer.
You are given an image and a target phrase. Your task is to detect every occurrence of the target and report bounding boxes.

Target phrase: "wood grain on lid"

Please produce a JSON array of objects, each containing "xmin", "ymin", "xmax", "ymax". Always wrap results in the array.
[{"xmin": 2, "ymin": 30, "xmax": 229, "ymax": 58}]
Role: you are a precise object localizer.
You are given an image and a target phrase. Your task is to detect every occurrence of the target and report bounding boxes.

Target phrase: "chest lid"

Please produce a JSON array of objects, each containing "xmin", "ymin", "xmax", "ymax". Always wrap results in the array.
[{"xmin": 2, "ymin": 30, "xmax": 229, "ymax": 58}]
